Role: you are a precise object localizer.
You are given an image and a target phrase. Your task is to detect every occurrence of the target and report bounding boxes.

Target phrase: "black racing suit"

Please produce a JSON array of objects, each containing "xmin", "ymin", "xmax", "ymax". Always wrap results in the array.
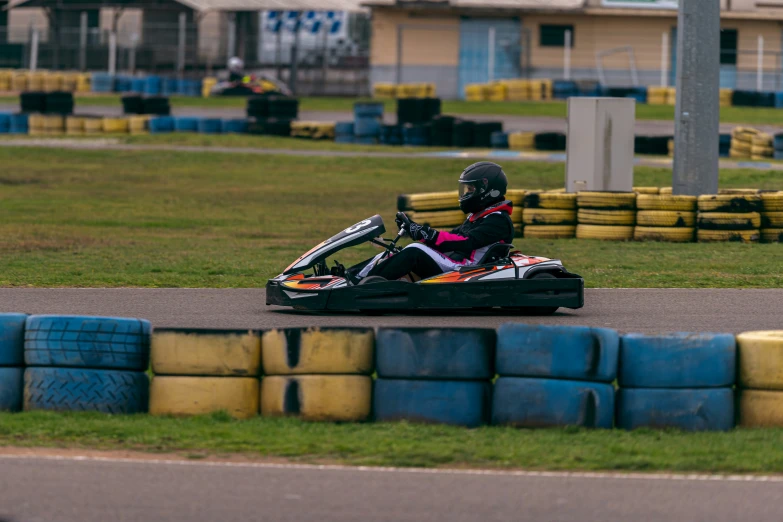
[{"xmin": 368, "ymin": 200, "xmax": 515, "ymax": 281}]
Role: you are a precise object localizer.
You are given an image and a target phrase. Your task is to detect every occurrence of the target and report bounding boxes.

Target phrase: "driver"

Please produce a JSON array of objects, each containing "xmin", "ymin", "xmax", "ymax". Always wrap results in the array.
[
  {"xmin": 356, "ymin": 161, "xmax": 514, "ymax": 283},
  {"xmin": 227, "ymin": 56, "xmax": 245, "ymax": 83}
]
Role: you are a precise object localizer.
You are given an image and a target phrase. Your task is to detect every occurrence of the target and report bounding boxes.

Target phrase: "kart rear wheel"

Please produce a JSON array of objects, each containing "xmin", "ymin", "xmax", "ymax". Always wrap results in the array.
[{"xmin": 504, "ymin": 272, "xmax": 559, "ymax": 316}]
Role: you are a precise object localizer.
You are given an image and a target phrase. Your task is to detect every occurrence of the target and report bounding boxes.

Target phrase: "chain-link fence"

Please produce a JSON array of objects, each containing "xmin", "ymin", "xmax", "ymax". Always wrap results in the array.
[{"xmin": 1, "ymin": 11, "xmax": 370, "ymax": 96}]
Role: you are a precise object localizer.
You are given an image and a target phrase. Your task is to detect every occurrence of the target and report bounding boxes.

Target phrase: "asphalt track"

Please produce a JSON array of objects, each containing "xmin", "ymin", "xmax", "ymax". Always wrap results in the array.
[
  {"xmin": 1, "ymin": 288, "xmax": 782, "ymax": 334},
  {"xmin": 2, "ymin": 455, "xmax": 783, "ymax": 522}
]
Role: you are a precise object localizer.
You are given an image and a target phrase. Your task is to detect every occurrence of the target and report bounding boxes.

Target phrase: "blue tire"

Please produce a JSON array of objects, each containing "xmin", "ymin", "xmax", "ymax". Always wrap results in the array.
[
  {"xmin": 144, "ymin": 76, "xmax": 162, "ymax": 96},
  {"xmin": 0, "ymin": 313, "xmax": 27, "ymax": 366},
  {"xmin": 197, "ymin": 118, "xmax": 222, "ymax": 134},
  {"xmin": 10, "ymin": 113, "xmax": 28, "ymax": 134},
  {"xmin": 335, "ymin": 121, "xmax": 354, "ymax": 136},
  {"xmin": 492, "ymin": 377, "xmax": 615, "ymax": 429},
  {"xmin": 354, "ymin": 117, "xmax": 381, "ymax": 137},
  {"xmin": 0, "ymin": 113, "xmax": 10, "ymax": 133},
  {"xmin": 162, "ymin": 78, "xmax": 178, "ymax": 96},
  {"xmin": 376, "ymin": 328, "xmax": 495, "ymax": 379},
  {"xmin": 619, "ymin": 333, "xmax": 736, "ymax": 388},
  {"xmin": 354, "ymin": 137, "xmax": 378, "ymax": 145},
  {"xmin": 24, "ymin": 315, "xmax": 151, "ymax": 371},
  {"xmin": 335, "ymin": 135, "xmax": 355, "ymax": 144},
  {"xmin": 174, "ymin": 117, "xmax": 199, "ymax": 132},
  {"xmin": 24, "ymin": 367, "xmax": 149, "ymax": 414},
  {"xmin": 0, "ymin": 368, "xmax": 23, "ymax": 412},
  {"xmin": 149, "ymin": 116, "xmax": 175, "ymax": 133},
  {"xmin": 131, "ymin": 78, "xmax": 146, "ymax": 93},
  {"xmin": 354, "ymin": 102, "xmax": 384, "ymax": 119},
  {"xmin": 491, "ymin": 131, "xmax": 509, "ymax": 149},
  {"xmin": 616, "ymin": 388, "xmax": 734, "ymax": 431},
  {"xmin": 373, "ymin": 379, "xmax": 491, "ymax": 428},
  {"xmin": 222, "ymin": 119, "xmax": 248, "ymax": 133},
  {"xmin": 496, "ymin": 324, "xmax": 619, "ymax": 382}
]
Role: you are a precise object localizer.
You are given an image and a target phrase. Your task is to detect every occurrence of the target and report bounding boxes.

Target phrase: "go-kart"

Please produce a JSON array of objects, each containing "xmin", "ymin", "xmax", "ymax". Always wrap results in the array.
[
  {"xmin": 265, "ymin": 214, "xmax": 584, "ymax": 315},
  {"xmin": 210, "ymin": 73, "xmax": 292, "ymax": 97}
]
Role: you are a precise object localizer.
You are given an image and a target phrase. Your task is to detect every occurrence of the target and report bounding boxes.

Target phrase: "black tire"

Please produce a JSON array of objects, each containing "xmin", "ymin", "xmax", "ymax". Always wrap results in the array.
[
  {"xmin": 24, "ymin": 315, "xmax": 151, "ymax": 371},
  {"xmin": 24, "ymin": 367, "xmax": 149, "ymax": 414}
]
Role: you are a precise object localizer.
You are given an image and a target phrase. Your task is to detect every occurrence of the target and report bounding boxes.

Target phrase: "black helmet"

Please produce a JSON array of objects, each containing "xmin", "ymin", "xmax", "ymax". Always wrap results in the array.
[{"xmin": 458, "ymin": 161, "xmax": 508, "ymax": 214}]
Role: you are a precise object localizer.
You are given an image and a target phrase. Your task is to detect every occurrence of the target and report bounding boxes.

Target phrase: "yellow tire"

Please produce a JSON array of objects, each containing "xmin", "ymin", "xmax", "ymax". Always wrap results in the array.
[
  {"xmin": 261, "ymin": 328, "xmax": 374, "ymax": 375},
  {"xmin": 697, "ymin": 194, "xmax": 763, "ymax": 213},
  {"xmin": 523, "ymin": 192, "xmax": 577, "ymax": 210},
  {"xmin": 697, "ymin": 229, "xmax": 760, "ymax": 243},
  {"xmin": 102, "ymin": 117, "xmax": 129, "ymax": 134},
  {"xmin": 83, "ymin": 117, "xmax": 103, "ymax": 134},
  {"xmin": 738, "ymin": 390, "xmax": 783, "ymax": 428},
  {"xmin": 508, "ymin": 132, "xmax": 535, "ymax": 150},
  {"xmin": 11, "ymin": 73, "xmax": 28, "ymax": 91},
  {"xmin": 128, "ymin": 115, "xmax": 149, "ymax": 134},
  {"xmin": 65, "ymin": 116, "xmax": 85, "ymax": 135},
  {"xmin": 633, "ymin": 186, "xmax": 660, "ymax": 195},
  {"xmin": 522, "ymin": 225, "xmax": 575, "ymax": 239},
  {"xmin": 260, "ymin": 375, "xmax": 371, "ymax": 422},
  {"xmin": 28, "ymin": 114, "xmax": 44, "ymax": 132},
  {"xmin": 633, "ymin": 226, "xmax": 695, "ymax": 242},
  {"xmin": 718, "ymin": 188, "xmax": 759, "ymax": 195},
  {"xmin": 398, "ymin": 191, "xmax": 459, "ymax": 212},
  {"xmin": 761, "ymin": 228, "xmax": 783, "ymax": 243},
  {"xmin": 636, "ymin": 194, "xmax": 696, "ymax": 211},
  {"xmin": 751, "ymin": 146, "xmax": 773, "ymax": 157},
  {"xmin": 150, "ymin": 376, "xmax": 259, "ymax": 419},
  {"xmin": 151, "ymin": 329, "xmax": 261, "ymax": 376},
  {"xmin": 407, "ymin": 210, "xmax": 465, "ymax": 228},
  {"xmin": 697, "ymin": 212, "xmax": 761, "ymax": 230},
  {"xmin": 513, "ymin": 224, "xmax": 523, "ymax": 237},
  {"xmin": 636, "ymin": 211, "xmax": 695, "ymax": 227},
  {"xmin": 577, "ymin": 209, "xmax": 635, "ymax": 226},
  {"xmin": 761, "ymin": 192, "xmax": 783, "ymax": 211},
  {"xmin": 576, "ymin": 224, "xmax": 634, "ymax": 240},
  {"xmin": 751, "ymin": 133, "xmax": 773, "ymax": 147},
  {"xmin": 659, "ymin": 187, "xmax": 673, "ymax": 195},
  {"xmin": 576, "ymin": 191, "xmax": 636, "ymax": 210},
  {"xmin": 522, "ymin": 208, "xmax": 576, "ymax": 225},
  {"xmin": 729, "ymin": 148, "xmax": 750, "ymax": 159},
  {"xmin": 737, "ymin": 331, "xmax": 783, "ymax": 389},
  {"xmin": 506, "ymin": 189, "xmax": 526, "ymax": 207}
]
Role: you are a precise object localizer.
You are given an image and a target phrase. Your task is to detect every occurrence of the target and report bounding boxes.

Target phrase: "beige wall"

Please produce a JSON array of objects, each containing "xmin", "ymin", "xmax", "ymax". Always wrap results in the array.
[
  {"xmin": 371, "ymin": 9, "xmax": 460, "ymax": 66},
  {"xmin": 729, "ymin": 19, "xmax": 783, "ymax": 70}
]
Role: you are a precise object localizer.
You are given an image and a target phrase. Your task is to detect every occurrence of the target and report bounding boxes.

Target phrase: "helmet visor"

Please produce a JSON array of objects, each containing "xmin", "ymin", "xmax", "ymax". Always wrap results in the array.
[{"xmin": 459, "ymin": 181, "xmax": 480, "ymax": 199}]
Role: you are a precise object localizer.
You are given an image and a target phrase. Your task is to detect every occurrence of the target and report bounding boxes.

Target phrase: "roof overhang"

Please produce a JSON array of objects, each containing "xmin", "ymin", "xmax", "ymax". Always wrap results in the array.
[{"xmin": 7, "ymin": 0, "xmax": 369, "ymax": 12}]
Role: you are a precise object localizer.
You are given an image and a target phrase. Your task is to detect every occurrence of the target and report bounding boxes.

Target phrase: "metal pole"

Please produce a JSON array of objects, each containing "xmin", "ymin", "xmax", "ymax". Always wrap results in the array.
[
  {"xmin": 108, "ymin": 31, "xmax": 117, "ymax": 75},
  {"xmin": 396, "ymin": 24, "xmax": 402, "ymax": 84},
  {"xmin": 227, "ymin": 13, "xmax": 236, "ymax": 61},
  {"xmin": 178, "ymin": 12, "xmax": 186, "ymax": 79},
  {"xmin": 129, "ymin": 33, "xmax": 138, "ymax": 74},
  {"xmin": 488, "ymin": 26, "xmax": 495, "ymax": 82},
  {"xmin": 289, "ymin": 13, "xmax": 301, "ymax": 94},
  {"xmin": 564, "ymin": 29, "xmax": 571, "ymax": 80},
  {"xmin": 672, "ymin": 0, "xmax": 720, "ymax": 196},
  {"xmin": 30, "ymin": 28, "xmax": 39, "ymax": 71},
  {"xmin": 661, "ymin": 31, "xmax": 669, "ymax": 87},
  {"xmin": 757, "ymin": 35, "xmax": 764, "ymax": 91},
  {"xmin": 79, "ymin": 11, "xmax": 87, "ymax": 71}
]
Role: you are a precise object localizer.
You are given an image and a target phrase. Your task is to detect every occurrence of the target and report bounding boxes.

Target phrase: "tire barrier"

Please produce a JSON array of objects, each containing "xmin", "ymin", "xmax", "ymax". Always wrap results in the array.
[
  {"xmin": 373, "ymin": 379, "xmax": 491, "ymax": 428},
  {"xmin": 761, "ymin": 192, "xmax": 783, "ymax": 243},
  {"xmin": 616, "ymin": 388, "xmax": 734, "ymax": 431},
  {"xmin": 523, "ymin": 209, "xmax": 577, "ymax": 226},
  {"xmin": 576, "ymin": 224, "xmax": 634, "ymax": 241},
  {"xmin": 222, "ymin": 118, "xmax": 248, "ymax": 134},
  {"xmin": 372, "ymin": 83, "xmax": 435, "ymax": 99},
  {"xmin": 291, "ymin": 122, "xmax": 336, "ymax": 140},
  {"xmin": 508, "ymin": 131, "xmax": 535, "ymax": 151},
  {"xmin": 247, "ymin": 118, "xmax": 292, "ymax": 137},
  {"xmin": 406, "ymin": 210, "xmax": 464, "ymax": 228},
  {"xmin": 380, "ymin": 124, "xmax": 403, "ymax": 146},
  {"xmin": 150, "ymin": 376, "xmax": 259, "ymax": 419},
  {"xmin": 65, "ymin": 116, "xmax": 86, "ymax": 136},
  {"xmin": 174, "ymin": 117, "xmax": 199, "ymax": 132},
  {"xmin": 397, "ymin": 98, "xmax": 441, "ymax": 125},
  {"xmin": 452, "ymin": 119, "xmax": 475, "ymax": 148},
  {"xmin": 261, "ymin": 375, "xmax": 372, "ymax": 422},
  {"xmin": 261, "ymin": 328, "xmax": 373, "ymax": 375},
  {"xmin": 246, "ymin": 96, "xmax": 299, "ymax": 120},
  {"xmin": 521, "ymin": 191, "xmax": 577, "ymax": 238},
  {"xmin": 149, "ymin": 116, "xmax": 175, "ymax": 134},
  {"xmin": 197, "ymin": 118, "xmax": 222, "ymax": 134},
  {"xmin": 6, "ymin": 316, "xmax": 783, "ymax": 431},
  {"xmin": 375, "ymin": 328, "xmax": 494, "ymax": 380},
  {"xmin": 430, "ymin": 115, "xmax": 455, "ymax": 146},
  {"xmin": 492, "ymin": 378, "xmax": 615, "ymax": 428},
  {"xmin": 473, "ymin": 122, "xmax": 503, "ymax": 148},
  {"xmin": 402, "ymin": 123, "xmax": 431, "ymax": 146},
  {"xmin": 577, "ymin": 209, "xmax": 636, "ymax": 226},
  {"xmin": 102, "ymin": 117, "xmax": 129, "ymax": 134}
]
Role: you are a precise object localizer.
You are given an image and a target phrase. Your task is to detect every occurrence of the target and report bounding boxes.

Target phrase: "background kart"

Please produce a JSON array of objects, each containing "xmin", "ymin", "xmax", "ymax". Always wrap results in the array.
[{"xmin": 266, "ymin": 215, "xmax": 584, "ymax": 315}]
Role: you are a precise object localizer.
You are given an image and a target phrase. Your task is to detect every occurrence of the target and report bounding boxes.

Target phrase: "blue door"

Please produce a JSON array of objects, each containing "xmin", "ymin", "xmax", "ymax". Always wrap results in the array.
[
  {"xmin": 672, "ymin": 26, "xmax": 737, "ymax": 88},
  {"xmin": 458, "ymin": 18, "xmax": 521, "ymax": 99}
]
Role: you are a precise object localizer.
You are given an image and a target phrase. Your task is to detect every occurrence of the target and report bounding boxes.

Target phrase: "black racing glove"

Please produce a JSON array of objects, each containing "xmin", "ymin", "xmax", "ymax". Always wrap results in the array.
[{"xmin": 395, "ymin": 212, "xmax": 438, "ymax": 242}]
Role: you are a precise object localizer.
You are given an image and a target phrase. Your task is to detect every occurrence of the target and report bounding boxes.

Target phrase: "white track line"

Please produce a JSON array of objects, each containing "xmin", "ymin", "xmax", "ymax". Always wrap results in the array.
[{"xmin": 0, "ymin": 454, "xmax": 780, "ymax": 483}]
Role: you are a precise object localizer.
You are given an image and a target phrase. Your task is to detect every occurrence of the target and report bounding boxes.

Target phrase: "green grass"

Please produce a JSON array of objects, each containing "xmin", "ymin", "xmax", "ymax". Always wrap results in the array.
[
  {"xmin": 4, "ymin": 94, "xmax": 783, "ymax": 125},
  {"xmin": 1, "ymin": 146, "xmax": 782, "ymax": 288},
  {"xmin": 2, "ymin": 411, "xmax": 783, "ymax": 473}
]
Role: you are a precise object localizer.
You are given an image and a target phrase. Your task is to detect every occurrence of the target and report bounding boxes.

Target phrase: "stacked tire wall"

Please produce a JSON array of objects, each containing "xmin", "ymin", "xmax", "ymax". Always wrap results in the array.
[{"xmin": 0, "ymin": 314, "xmax": 26, "ymax": 413}]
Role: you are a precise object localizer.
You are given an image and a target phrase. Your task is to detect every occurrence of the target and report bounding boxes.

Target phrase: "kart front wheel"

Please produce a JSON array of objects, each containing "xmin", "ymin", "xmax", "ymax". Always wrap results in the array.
[{"xmin": 503, "ymin": 272, "xmax": 559, "ymax": 316}]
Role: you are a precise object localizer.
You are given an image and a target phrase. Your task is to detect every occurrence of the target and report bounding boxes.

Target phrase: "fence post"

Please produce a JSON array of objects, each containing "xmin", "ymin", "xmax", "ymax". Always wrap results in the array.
[
  {"xmin": 757, "ymin": 35, "xmax": 764, "ymax": 91},
  {"xmin": 488, "ymin": 26, "xmax": 496, "ymax": 82},
  {"xmin": 79, "ymin": 11, "xmax": 87, "ymax": 71},
  {"xmin": 178, "ymin": 12, "xmax": 186, "ymax": 79},
  {"xmin": 661, "ymin": 31, "xmax": 669, "ymax": 86},
  {"xmin": 30, "ymin": 28, "xmax": 39, "ymax": 71},
  {"xmin": 564, "ymin": 29, "xmax": 572, "ymax": 81},
  {"xmin": 395, "ymin": 24, "xmax": 402, "ymax": 84}
]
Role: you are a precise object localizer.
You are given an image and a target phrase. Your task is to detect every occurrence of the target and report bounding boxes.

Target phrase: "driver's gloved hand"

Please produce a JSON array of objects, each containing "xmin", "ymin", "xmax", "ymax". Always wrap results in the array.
[{"xmin": 407, "ymin": 221, "xmax": 438, "ymax": 242}]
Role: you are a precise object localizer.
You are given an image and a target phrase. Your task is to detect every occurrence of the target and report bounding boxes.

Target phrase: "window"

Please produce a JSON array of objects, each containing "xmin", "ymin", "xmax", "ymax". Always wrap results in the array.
[
  {"xmin": 720, "ymin": 28, "xmax": 738, "ymax": 66},
  {"xmin": 540, "ymin": 25, "xmax": 574, "ymax": 48}
]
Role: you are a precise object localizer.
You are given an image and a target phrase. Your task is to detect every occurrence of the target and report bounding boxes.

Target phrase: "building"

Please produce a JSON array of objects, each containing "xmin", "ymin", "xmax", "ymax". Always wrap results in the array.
[{"xmin": 365, "ymin": 0, "xmax": 783, "ymax": 99}]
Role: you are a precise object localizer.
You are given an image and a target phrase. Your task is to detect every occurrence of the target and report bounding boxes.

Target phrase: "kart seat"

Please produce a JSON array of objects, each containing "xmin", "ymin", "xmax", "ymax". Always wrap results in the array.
[{"xmin": 476, "ymin": 243, "xmax": 513, "ymax": 265}]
